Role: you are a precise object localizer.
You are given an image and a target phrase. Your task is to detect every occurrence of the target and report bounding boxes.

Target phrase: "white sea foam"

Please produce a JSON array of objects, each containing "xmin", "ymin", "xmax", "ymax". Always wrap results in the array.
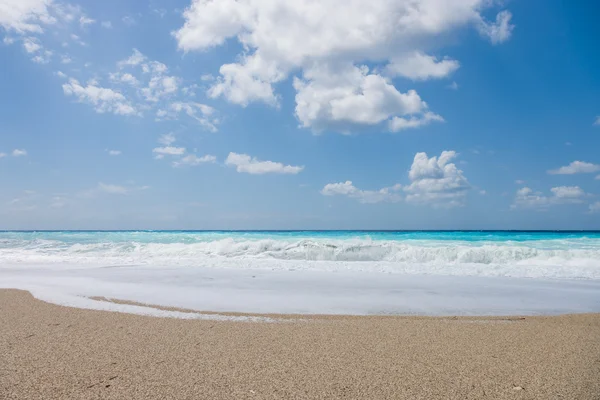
[{"xmin": 1, "ymin": 238, "xmax": 600, "ymax": 279}]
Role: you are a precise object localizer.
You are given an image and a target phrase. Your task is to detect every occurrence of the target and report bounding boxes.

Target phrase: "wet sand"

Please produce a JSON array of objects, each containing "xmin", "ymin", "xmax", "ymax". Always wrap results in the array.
[{"xmin": 1, "ymin": 289, "xmax": 599, "ymax": 399}]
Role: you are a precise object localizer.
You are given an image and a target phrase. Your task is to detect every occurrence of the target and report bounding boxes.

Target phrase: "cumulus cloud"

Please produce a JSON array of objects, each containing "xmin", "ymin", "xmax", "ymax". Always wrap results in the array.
[
  {"xmin": 62, "ymin": 78, "xmax": 138, "ymax": 116},
  {"xmin": 107, "ymin": 149, "xmax": 121, "ymax": 156},
  {"xmin": 225, "ymin": 152, "xmax": 303, "ymax": 175},
  {"xmin": 321, "ymin": 181, "xmax": 402, "ymax": 204},
  {"xmin": 174, "ymin": 0, "xmax": 513, "ymax": 133},
  {"xmin": 404, "ymin": 151, "xmax": 470, "ymax": 207},
  {"xmin": 321, "ymin": 150, "xmax": 469, "ymax": 207},
  {"xmin": 512, "ymin": 186, "xmax": 587, "ymax": 210},
  {"xmin": 294, "ymin": 64, "xmax": 439, "ymax": 133},
  {"xmin": 0, "ymin": 0, "xmax": 57, "ymax": 34},
  {"xmin": 385, "ymin": 52, "xmax": 460, "ymax": 81},
  {"xmin": 548, "ymin": 161, "xmax": 600, "ymax": 175}
]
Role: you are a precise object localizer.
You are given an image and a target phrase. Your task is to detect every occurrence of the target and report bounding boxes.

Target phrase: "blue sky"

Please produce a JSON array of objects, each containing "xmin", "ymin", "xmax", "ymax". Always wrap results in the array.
[{"xmin": 1, "ymin": 0, "xmax": 600, "ymax": 230}]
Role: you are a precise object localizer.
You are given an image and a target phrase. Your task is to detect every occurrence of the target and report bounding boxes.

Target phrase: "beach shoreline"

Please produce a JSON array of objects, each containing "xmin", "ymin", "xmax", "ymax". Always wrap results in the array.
[{"xmin": 2, "ymin": 289, "xmax": 599, "ymax": 399}]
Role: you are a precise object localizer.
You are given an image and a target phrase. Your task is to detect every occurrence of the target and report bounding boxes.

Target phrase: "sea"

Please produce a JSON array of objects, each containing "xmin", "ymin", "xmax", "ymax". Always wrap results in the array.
[{"xmin": 1, "ymin": 230, "xmax": 599, "ymax": 318}]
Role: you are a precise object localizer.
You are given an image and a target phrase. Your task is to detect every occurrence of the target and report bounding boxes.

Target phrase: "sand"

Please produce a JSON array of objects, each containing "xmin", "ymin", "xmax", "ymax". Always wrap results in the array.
[{"xmin": 1, "ymin": 289, "xmax": 599, "ymax": 399}]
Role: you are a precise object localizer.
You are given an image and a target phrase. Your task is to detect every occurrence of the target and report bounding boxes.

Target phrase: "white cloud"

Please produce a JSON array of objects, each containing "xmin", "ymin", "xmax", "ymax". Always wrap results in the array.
[
  {"xmin": 12, "ymin": 149, "xmax": 27, "ymax": 157},
  {"xmin": 512, "ymin": 186, "xmax": 587, "ymax": 210},
  {"xmin": 0, "ymin": 152, "xmax": 6, "ymax": 158},
  {"xmin": 172, "ymin": 154, "xmax": 216, "ymax": 167},
  {"xmin": 594, "ymin": 116, "xmax": 600, "ymax": 126},
  {"xmin": 101, "ymin": 20, "xmax": 112, "ymax": 29},
  {"xmin": 141, "ymin": 75, "xmax": 180, "ymax": 102},
  {"xmin": 477, "ymin": 10, "xmax": 514, "ymax": 44},
  {"xmin": 590, "ymin": 202, "xmax": 600, "ymax": 213},
  {"xmin": 97, "ymin": 182, "xmax": 148, "ymax": 195},
  {"xmin": 321, "ymin": 181, "xmax": 402, "ymax": 204},
  {"xmin": 107, "ymin": 150, "xmax": 121, "ymax": 156},
  {"xmin": 156, "ymin": 102, "xmax": 218, "ymax": 132},
  {"xmin": 70, "ymin": 33, "xmax": 86, "ymax": 46},
  {"xmin": 122, "ymin": 16, "xmax": 136, "ymax": 26},
  {"xmin": 404, "ymin": 151, "xmax": 470, "ymax": 208},
  {"xmin": 389, "ymin": 112, "xmax": 444, "ymax": 132},
  {"xmin": 515, "ymin": 180, "xmax": 525, "ymax": 185},
  {"xmin": 31, "ymin": 49, "xmax": 51, "ymax": 63},
  {"xmin": 153, "ymin": 146, "xmax": 186, "ymax": 156},
  {"xmin": 294, "ymin": 64, "xmax": 436, "ymax": 133},
  {"xmin": 385, "ymin": 52, "xmax": 459, "ymax": 81},
  {"xmin": 158, "ymin": 132, "xmax": 176, "ymax": 145},
  {"xmin": 22, "ymin": 36, "xmax": 41, "ymax": 53},
  {"xmin": 548, "ymin": 161, "xmax": 600, "ymax": 175},
  {"xmin": 175, "ymin": 0, "xmax": 513, "ymax": 133},
  {"xmin": 109, "ymin": 72, "xmax": 139, "ymax": 86},
  {"xmin": 321, "ymin": 150, "xmax": 469, "ymax": 207},
  {"xmin": 447, "ymin": 81, "xmax": 459, "ymax": 90},
  {"xmin": 118, "ymin": 48, "xmax": 146, "ymax": 67},
  {"xmin": 225, "ymin": 152, "xmax": 303, "ymax": 175},
  {"xmin": 79, "ymin": 15, "xmax": 94, "ymax": 27},
  {"xmin": 60, "ymin": 55, "xmax": 71, "ymax": 64},
  {"xmin": 0, "ymin": 0, "xmax": 56, "ymax": 33},
  {"xmin": 62, "ymin": 78, "xmax": 138, "ymax": 116},
  {"xmin": 550, "ymin": 186, "xmax": 585, "ymax": 199}
]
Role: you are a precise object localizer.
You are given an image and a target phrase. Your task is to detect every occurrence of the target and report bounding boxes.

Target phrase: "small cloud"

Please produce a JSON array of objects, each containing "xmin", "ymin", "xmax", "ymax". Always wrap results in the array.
[
  {"xmin": 158, "ymin": 133, "xmax": 176, "ymax": 145},
  {"xmin": 515, "ymin": 180, "xmax": 525, "ymax": 185},
  {"xmin": 548, "ymin": 161, "xmax": 600, "ymax": 175},
  {"xmin": 479, "ymin": 190, "xmax": 487, "ymax": 195},
  {"xmin": 107, "ymin": 150, "xmax": 121, "ymax": 156},
  {"xmin": 173, "ymin": 154, "xmax": 216, "ymax": 167},
  {"xmin": 0, "ymin": 152, "xmax": 6, "ymax": 158},
  {"xmin": 79, "ymin": 16, "xmax": 96, "ymax": 28},
  {"xmin": 594, "ymin": 116, "xmax": 600, "ymax": 126},
  {"xmin": 565, "ymin": 142, "xmax": 572, "ymax": 146},
  {"xmin": 225, "ymin": 152, "xmax": 304, "ymax": 175},
  {"xmin": 590, "ymin": 202, "xmax": 600, "ymax": 213},
  {"xmin": 101, "ymin": 21, "xmax": 112, "ymax": 29},
  {"xmin": 447, "ymin": 81, "xmax": 459, "ymax": 90},
  {"xmin": 61, "ymin": 55, "xmax": 72, "ymax": 64},
  {"xmin": 12, "ymin": 149, "xmax": 27, "ymax": 157},
  {"xmin": 55, "ymin": 71, "xmax": 67, "ymax": 78},
  {"xmin": 81, "ymin": 182, "xmax": 150, "ymax": 197},
  {"xmin": 321, "ymin": 181, "xmax": 402, "ymax": 204},
  {"xmin": 153, "ymin": 146, "xmax": 186, "ymax": 157},
  {"xmin": 122, "ymin": 16, "xmax": 136, "ymax": 26},
  {"xmin": 70, "ymin": 34, "xmax": 86, "ymax": 46}
]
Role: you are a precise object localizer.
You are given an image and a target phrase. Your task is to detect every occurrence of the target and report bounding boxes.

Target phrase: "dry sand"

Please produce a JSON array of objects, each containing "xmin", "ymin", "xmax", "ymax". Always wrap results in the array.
[{"xmin": 1, "ymin": 289, "xmax": 599, "ymax": 399}]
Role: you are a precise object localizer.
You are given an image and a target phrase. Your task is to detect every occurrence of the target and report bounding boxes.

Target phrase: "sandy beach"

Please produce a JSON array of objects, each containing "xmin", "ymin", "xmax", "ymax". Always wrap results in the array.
[{"xmin": 0, "ymin": 290, "xmax": 598, "ymax": 399}]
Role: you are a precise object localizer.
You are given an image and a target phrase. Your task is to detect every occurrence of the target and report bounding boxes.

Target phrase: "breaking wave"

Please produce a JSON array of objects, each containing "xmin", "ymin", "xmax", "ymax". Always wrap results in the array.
[{"xmin": 1, "ymin": 235, "xmax": 600, "ymax": 279}]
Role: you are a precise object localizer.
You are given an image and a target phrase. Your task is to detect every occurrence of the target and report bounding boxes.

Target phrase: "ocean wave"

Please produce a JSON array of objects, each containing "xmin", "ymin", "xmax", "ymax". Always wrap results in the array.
[{"xmin": 1, "ymin": 237, "xmax": 600, "ymax": 274}]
